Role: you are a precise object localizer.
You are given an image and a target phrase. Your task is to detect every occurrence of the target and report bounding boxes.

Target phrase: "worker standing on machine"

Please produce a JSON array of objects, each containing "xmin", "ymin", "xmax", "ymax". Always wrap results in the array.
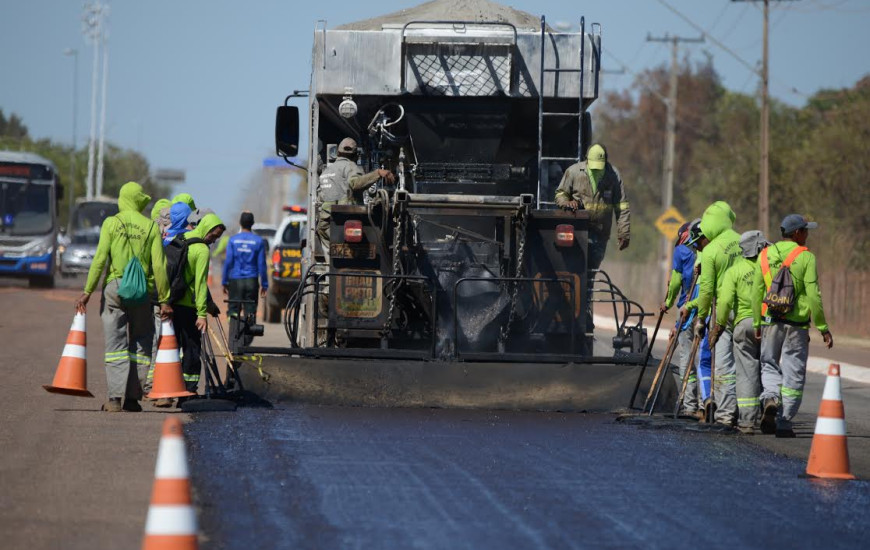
[
  {"xmin": 316, "ymin": 137, "xmax": 395, "ymax": 260},
  {"xmin": 554, "ymin": 143, "xmax": 630, "ymax": 331}
]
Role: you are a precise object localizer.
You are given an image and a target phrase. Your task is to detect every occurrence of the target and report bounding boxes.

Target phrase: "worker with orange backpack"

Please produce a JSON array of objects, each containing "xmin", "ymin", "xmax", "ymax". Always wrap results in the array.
[{"xmin": 751, "ymin": 214, "xmax": 833, "ymax": 437}]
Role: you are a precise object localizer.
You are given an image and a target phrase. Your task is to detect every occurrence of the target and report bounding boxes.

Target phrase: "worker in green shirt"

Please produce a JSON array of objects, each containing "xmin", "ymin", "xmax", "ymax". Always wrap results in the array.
[
  {"xmin": 715, "ymin": 230, "xmax": 770, "ymax": 434},
  {"xmin": 679, "ymin": 200, "xmax": 742, "ymax": 426},
  {"xmin": 751, "ymin": 214, "xmax": 833, "ymax": 438},
  {"xmin": 173, "ymin": 212, "xmax": 226, "ymax": 395},
  {"xmin": 74, "ymin": 182, "xmax": 172, "ymax": 413}
]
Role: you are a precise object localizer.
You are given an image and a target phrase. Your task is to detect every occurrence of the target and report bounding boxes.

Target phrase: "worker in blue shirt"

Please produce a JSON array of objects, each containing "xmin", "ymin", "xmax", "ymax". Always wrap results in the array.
[{"xmin": 222, "ymin": 212, "xmax": 269, "ymax": 337}]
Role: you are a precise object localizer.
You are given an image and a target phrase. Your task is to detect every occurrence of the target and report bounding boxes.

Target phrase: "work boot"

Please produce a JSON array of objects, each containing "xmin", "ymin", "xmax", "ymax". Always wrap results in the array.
[
  {"xmin": 153, "ymin": 398, "xmax": 174, "ymax": 408},
  {"xmin": 122, "ymin": 399, "xmax": 142, "ymax": 412},
  {"xmin": 737, "ymin": 425, "xmax": 756, "ymax": 435},
  {"xmin": 761, "ymin": 398, "xmax": 779, "ymax": 434},
  {"xmin": 775, "ymin": 427, "xmax": 796, "ymax": 438},
  {"xmin": 101, "ymin": 398, "xmax": 122, "ymax": 413}
]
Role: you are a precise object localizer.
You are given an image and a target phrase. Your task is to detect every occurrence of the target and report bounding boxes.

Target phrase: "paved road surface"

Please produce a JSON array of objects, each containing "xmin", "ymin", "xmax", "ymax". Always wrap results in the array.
[
  {"xmin": 187, "ymin": 406, "xmax": 870, "ymax": 550},
  {"xmin": 2, "ymin": 276, "xmax": 869, "ymax": 549}
]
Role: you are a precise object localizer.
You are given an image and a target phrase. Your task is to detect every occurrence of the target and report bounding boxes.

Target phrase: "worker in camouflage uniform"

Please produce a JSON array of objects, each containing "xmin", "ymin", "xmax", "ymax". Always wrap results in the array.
[
  {"xmin": 316, "ymin": 137, "xmax": 395, "ymax": 260},
  {"xmin": 555, "ymin": 143, "xmax": 630, "ymax": 331}
]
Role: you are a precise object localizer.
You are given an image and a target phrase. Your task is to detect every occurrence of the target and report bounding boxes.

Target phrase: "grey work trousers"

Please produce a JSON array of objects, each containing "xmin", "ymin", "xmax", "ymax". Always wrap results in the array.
[
  {"xmin": 147, "ymin": 304, "xmax": 162, "ymax": 394},
  {"xmin": 760, "ymin": 322, "xmax": 810, "ymax": 430},
  {"xmin": 99, "ymin": 279, "xmax": 154, "ymax": 400},
  {"xmin": 712, "ymin": 328, "xmax": 737, "ymax": 425},
  {"xmin": 670, "ymin": 328, "xmax": 699, "ymax": 413},
  {"xmin": 733, "ymin": 318, "xmax": 762, "ymax": 428}
]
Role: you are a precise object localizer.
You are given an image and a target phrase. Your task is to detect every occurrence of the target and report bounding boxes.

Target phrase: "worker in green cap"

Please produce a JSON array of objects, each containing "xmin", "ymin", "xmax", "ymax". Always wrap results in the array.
[{"xmin": 555, "ymin": 143, "xmax": 631, "ymax": 330}]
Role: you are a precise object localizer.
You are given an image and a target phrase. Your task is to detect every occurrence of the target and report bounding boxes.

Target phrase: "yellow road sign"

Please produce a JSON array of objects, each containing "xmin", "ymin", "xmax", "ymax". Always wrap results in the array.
[{"xmin": 655, "ymin": 206, "xmax": 686, "ymax": 241}]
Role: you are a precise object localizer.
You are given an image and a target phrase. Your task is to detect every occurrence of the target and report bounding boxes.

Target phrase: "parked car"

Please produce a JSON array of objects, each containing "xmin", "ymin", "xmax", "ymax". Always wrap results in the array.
[
  {"xmin": 251, "ymin": 222, "xmax": 278, "ymax": 250},
  {"xmin": 59, "ymin": 198, "xmax": 118, "ymax": 276},
  {"xmin": 264, "ymin": 206, "xmax": 307, "ymax": 323}
]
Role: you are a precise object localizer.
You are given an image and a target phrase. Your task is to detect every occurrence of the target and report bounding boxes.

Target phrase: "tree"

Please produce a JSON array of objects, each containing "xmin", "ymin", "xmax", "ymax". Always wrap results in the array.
[{"xmin": 0, "ymin": 109, "xmax": 29, "ymax": 139}]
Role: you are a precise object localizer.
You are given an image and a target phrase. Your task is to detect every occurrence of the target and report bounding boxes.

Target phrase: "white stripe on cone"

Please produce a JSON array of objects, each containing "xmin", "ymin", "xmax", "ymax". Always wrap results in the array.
[
  {"xmin": 61, "ymin": 344, "xmax": 87, "ymax": 360},
  {"xmin": 814, "ymin": 417, "xmax": 848, "ymax": 437},
  {"xmin": 145, "ymin": 506, "xmax": 198, "ymax": 536},
  {"xmin": 155, "ymin": 438, "xmax": 190, "ymax": 479},
  {"xmin": 161, "ymin": 320, "xmax": 176, "ymax": 336},
  {"xmin": 822, "ymin": 373, "xmax": 843, "ymax": 401},
  {"xmin": 71, "ymin": 312, "xmax": 86, "ymax": 332},
  {"xmin": 155, "ymin": 348, "xmax": 181, "ymax": 364}
]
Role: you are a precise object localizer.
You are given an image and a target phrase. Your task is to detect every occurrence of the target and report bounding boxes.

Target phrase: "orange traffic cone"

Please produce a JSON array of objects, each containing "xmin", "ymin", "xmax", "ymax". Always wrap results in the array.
[
  {"xmin": 43, "ymin": 312, "xmax": 94, "ymax": 397},
  {"xmin": 147, "ymin": 321, "xmax": 195, "ymax": 399},
  {"xmin": 143, "ymin": 417, "xmax": 198, "ymax": 550},
  {"xmin": 805, "ymin": 363, "xmax": 856, "ymax": 480}
]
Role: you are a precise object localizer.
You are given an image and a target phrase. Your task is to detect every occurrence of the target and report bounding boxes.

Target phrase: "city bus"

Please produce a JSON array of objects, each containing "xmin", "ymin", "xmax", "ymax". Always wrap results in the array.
[{"xmin": 0, "ymin": 151, "xmax": 62, "ymax": 287}]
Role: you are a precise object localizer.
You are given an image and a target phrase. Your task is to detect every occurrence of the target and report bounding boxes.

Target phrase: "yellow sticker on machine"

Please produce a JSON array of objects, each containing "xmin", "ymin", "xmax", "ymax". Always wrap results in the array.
[
  {"xmin": 532, "ymin": 271, "xmax": 581, "ymax": 321},
  {"xmin": 335, "ymin": 269, "xmax": 383, "ymax": 319}
]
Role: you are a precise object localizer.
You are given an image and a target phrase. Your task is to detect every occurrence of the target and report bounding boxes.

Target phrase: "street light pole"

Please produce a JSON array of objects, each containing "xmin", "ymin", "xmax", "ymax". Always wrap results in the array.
[{"xmin": 64, "ymin": 48, "xmax": 79, "ymax": 227}]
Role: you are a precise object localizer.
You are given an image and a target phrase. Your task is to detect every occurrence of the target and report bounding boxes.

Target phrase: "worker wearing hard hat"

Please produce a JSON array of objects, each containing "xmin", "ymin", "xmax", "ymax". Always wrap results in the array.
[
  {"xmin": 554, "ymin": 143, "xmax": 630, "ymax": 331},
  {"xmin": 662, "ymin": 219, "xmax": 702, "ymax": 418},
  {"xmin": 316, "ymin": 137, "xmax": 395, "ymax": 260}
]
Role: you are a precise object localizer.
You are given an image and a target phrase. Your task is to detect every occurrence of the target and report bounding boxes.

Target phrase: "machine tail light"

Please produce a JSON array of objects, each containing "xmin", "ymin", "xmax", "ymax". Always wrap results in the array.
[
  {"xmin": 344, "ymin": 220, "xmax": 363, "ymax": 243},
  {"xmin": 555, "ymin": 224, "xmax": 574, "ymax": 247},
  {"xmin": 272, "ymin": 249, "xmax": 281, "ymax": 271}
]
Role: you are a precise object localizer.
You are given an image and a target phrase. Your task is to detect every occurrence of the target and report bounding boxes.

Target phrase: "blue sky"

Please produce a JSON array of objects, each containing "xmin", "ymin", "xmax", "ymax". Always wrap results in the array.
[{"xmin": 1, "ymin": 0, "xmax": 868, "ymax": 221}]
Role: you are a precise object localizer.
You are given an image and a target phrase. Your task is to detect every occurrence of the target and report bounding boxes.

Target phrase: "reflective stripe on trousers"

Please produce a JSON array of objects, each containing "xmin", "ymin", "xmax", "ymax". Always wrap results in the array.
[{"xmin": 760, "ymin": 323, "xmax": 809, "ymax": 430}]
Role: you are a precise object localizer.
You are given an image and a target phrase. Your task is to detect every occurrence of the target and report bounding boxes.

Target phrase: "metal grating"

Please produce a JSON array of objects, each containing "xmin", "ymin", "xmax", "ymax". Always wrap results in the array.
[{"xmin": 406, "ymin": 43, "xmax": 511, "ymax": 96}]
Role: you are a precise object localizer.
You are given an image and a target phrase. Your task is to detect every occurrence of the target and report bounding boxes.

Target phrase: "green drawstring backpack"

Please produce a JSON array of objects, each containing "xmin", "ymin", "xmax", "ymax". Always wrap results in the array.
[{"xmin": 116, "ymin": 217, "xmax": 153, "ymax": 305}]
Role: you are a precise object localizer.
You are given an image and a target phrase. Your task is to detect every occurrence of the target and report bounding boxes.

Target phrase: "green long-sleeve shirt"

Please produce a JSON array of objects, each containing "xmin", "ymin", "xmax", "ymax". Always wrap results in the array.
[
  {"xmin": 717, "ymin": 257, "xmax": 757, "ymax": 328},
  {"xmin": 84, "ymin": 182, "xmax": 170, "ymax": 303},
  {"xmin": 751, "ymin": 240, "xmax": 829, "ymax": 332},
  {"xmin": 176, "ymin": 213, "xmax": 225, "ymax": 318},
  {"xmin": 684, "ymin": 201, "xmax": 741, "ymax": 319}
]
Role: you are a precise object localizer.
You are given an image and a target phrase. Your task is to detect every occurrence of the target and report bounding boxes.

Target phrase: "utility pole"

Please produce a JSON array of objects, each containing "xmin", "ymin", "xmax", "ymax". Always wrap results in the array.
[
  {"xmin": 96, "ymin": 27, "xmax": 109, "ymax": 198},
  {"xmin": 82, "ymin": 2, "xmax": 107, "ymax": 201},
  {"xmin": 64, "ymin": 48, "xmax": 79, "ymax": 226},
  {"xmin": 646, "ymin": 33, "xmax": 703, "ymax": 289},
  {"xmin": 733, "ymin": 0, "xmax": 799, "ymax": 236}
]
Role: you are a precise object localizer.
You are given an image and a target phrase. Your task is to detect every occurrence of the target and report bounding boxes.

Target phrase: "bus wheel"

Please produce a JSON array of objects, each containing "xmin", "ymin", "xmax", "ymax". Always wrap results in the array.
[{"xmin": 29, "ymin": 275, "xmax": 55, "ymax": 289}]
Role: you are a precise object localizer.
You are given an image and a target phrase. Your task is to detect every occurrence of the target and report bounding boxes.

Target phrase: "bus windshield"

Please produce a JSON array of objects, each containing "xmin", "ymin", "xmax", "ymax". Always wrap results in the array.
[{"xmin": 0, "ymin": 181, "xmax": 53, "ymax": 236}]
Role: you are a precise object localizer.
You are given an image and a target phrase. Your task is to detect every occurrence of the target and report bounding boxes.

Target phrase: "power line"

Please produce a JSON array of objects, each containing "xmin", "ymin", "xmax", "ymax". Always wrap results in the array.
[
  {"xmin": 654, "ymin": 0, "xmax": 761, "ymax": 77},
  {"xmin": 601, "ymin": 47, "xmax": 669, "ymax": 104}
]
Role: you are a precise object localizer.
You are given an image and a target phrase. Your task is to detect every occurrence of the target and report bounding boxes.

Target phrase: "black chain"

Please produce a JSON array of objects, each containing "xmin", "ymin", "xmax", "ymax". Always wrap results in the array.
[
  {"xmin": 499, "ymin": 208, "xmax": 527, "ymax": 344},
  {"xmin": 382, "ymin": 204, "xmax": 404, "ymax": 338}
]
